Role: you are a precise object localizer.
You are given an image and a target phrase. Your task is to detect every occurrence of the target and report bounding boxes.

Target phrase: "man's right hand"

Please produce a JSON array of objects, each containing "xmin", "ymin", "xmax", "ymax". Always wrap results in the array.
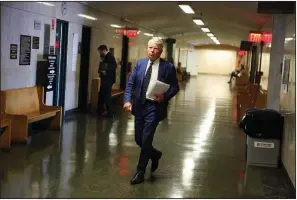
[{"xmin": 123, "ymin": 102, "xmax": 132, "ymax": 112}]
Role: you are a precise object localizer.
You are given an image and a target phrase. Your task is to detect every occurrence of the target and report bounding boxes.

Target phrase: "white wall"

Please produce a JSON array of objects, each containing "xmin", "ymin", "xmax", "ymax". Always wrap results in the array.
[
  {"xmin": 196, "ymin": 49, "xmax": 237, "ymax": 75},
  {"xmin": 0, "ymin": 2, "xmax": 162, "ymax": 111}
]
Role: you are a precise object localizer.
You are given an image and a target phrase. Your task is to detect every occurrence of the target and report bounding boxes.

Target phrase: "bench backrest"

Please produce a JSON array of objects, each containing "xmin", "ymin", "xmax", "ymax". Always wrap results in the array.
[{"xmin": 1, "ymin": 86, "xmax": 43, "ymax": 115}]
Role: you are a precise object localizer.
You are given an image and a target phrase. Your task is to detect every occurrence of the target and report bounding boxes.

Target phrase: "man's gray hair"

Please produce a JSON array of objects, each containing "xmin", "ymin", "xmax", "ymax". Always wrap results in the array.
[{"xmin": 148, "ymin": 37, "xmax": 164, "ymax": 49}]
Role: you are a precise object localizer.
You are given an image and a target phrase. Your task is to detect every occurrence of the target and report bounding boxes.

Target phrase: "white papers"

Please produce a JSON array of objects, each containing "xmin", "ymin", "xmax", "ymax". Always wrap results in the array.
[{"xmin": 147, "ymin": 80, "xmax": 170, "ymax": 99}]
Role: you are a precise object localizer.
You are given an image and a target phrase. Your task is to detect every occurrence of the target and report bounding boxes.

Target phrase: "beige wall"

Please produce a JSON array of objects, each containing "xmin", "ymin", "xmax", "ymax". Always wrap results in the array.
[
  {"xmin": 0, "ymin": 2, "xmax": 162, "ymax": 111},
  {"xmin": 195, "ymin": 45, "xmax": 239, "ymax": 75},
  {"xmin": 279, "ymin": 48, "xmax": 296, "ymax": 188}
]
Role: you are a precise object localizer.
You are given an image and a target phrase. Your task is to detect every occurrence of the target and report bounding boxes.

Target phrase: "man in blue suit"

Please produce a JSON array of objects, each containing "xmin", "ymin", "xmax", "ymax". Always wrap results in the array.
[{"xmin": 123, "ymin": 37, "xmax": 180, "ymax": 184}]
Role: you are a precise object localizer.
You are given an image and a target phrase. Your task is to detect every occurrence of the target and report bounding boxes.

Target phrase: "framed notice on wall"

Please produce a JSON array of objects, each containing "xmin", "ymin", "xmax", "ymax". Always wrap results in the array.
[
  {"xmin": 10, "ymin": 44, "xmax": 18, "ymax": 59},
  {"xmin": 281, "ymin": 56, "xmax": 291, "ymax": 93},
  {"xmin": 32, "ymin": 36, "xmax": 40, "ymax": 49},
  {"xmin": 19, "ymin": 35, "xmax": 31, "ymax": 65}
]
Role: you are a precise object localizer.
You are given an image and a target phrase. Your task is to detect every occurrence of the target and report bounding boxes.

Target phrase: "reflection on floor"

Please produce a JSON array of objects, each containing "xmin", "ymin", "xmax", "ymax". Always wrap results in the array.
[{"xmin": 0, "ymin": 75, "xmax": 295, "ymax": 198}]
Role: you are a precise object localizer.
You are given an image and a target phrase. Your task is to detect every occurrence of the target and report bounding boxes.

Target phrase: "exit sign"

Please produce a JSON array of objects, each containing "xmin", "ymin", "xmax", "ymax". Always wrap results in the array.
[
  {"xmin": 116, "ymin": 28, "xmax": 138, "ymax": 38},
  {"xmin": 248, "ymin": 32, "xmax": 272, "ymax": 43}
]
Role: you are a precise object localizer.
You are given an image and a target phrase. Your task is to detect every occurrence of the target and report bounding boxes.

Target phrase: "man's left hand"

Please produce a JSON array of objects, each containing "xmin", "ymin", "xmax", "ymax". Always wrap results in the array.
[{"xmin": 154, "ymin": 94, "xmax": 164, "ymax": 103}]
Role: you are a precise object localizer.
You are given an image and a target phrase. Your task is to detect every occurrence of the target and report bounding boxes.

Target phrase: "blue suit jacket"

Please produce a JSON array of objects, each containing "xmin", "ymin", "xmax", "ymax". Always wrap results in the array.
[{"xmin": 124, "ymin": 58, "xmax": 180, "ymax": 121}]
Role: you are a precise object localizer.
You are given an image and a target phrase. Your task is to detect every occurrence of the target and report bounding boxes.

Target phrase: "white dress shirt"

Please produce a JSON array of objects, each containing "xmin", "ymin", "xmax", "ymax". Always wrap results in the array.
[{"xmin": 145, "ymin": 58, "xmax": 160, "ymax": 100}]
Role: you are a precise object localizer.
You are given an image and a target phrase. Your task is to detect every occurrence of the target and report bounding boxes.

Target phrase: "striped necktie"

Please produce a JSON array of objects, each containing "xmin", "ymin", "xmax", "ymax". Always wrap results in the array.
[{"xmin": 141, "ymin": 61, "xmax": 154, "ymax": 104}]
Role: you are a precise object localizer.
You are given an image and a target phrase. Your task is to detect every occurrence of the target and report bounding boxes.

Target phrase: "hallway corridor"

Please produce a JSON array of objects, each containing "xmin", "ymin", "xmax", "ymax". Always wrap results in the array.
[{"xmin": 0, "ymin": 75, "xmax": 294, "ymax": 198}]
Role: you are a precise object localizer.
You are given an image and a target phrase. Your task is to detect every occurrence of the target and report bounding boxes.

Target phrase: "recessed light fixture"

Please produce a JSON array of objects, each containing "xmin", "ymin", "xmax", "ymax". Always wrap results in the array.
[
  {"xmin": 210, "ymin": 36, "xmax": 217, "ymax": 40},
  {"xmin": 193, "ymin": 18, "xmax": 204, "ymax": 26},
  {"xmin": 201, "ymin": 27, "xmax": 210, "ymax": 33},
  {"xmin": 207, "ymin": 33, "xmax": 214, "ymax": 37},
  {"xmin": 37, "ymin": 2, "xmax": 55, "ymax": 6},
  {"xmin": 110, "ymin": 24, "xmax": 122, "ymax": 28},
  {"xmin": 144, "ymin": 33, "xmax": 154, "ymax": 37},
  {"xmin": 78, "ymin": 14, "xmax": 97, "ymax": 20},
  {"xmin": 178, "ymin": 4, "xmax": 195, "ymax": 14}
]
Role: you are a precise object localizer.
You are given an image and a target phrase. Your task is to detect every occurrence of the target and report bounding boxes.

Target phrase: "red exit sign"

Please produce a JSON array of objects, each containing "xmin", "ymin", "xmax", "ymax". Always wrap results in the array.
[
  {"xmin": 116, "ymin": 28, "xmax": 138, "ymax": 38},
  {"xmin": 248, "ymin": 32, "xmax": 272, "ymax": 43},
  {"xmin": 238, "ymin": 50, "xmax": 247, "ymax": 56}
]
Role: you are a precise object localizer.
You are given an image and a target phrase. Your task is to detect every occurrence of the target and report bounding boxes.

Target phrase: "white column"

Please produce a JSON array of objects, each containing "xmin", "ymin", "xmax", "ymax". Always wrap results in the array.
[{"xmin": 267, "ymin": 14, "xmax": 287, "ymax": 111}]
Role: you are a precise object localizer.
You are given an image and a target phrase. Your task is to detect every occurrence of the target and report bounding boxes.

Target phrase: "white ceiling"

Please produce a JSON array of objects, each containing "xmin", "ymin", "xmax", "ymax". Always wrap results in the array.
[{"xmin": 87, "ymin": 2, "xmax": 295, "ymax": 48}]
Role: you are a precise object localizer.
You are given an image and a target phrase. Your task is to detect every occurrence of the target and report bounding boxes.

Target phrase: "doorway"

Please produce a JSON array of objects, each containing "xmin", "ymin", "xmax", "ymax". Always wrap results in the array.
[
  {"xmin": 54, "ymin": 19, "xmax": 69, "ymax": 111},
  {"xmin": 78, "ymin": 26, "xmax": 91, "ymax": 111}
]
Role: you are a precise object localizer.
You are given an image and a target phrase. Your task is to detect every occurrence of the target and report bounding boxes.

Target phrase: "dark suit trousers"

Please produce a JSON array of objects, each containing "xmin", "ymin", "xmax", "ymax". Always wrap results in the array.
[
  {"xmin": 97, "ymin": 82, "xmax": 114, "ymax": 114},
  {"xmin": 135, "ymin": 100, "xmax": 161, "ymax": 174}
]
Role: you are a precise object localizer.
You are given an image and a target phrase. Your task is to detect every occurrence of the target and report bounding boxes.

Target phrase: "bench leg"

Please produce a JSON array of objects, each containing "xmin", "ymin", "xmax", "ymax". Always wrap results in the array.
[
  {"xmin": 8, "ymin": 116, "xmax": 28, "ymax": 143},
  {"xmin": 49, "ymin": 111, "xmax": 62, "ymax": 130},
  {"xmin": 0, "ymin": 125, "xmax": 11, "ymax": 150}
]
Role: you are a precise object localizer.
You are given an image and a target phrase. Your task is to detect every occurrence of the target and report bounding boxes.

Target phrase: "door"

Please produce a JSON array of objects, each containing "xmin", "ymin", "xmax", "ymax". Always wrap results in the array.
[
  {"xmin": 78, "ymin": 26, "xmax": 91, "ymax": 111},
  {"xmin": 54, "ymin": 19, "xmax": 69, "ymax": 110},
  {"xmin": 187, "ymin": 50, "xmax": 198, "ymax": 76}
]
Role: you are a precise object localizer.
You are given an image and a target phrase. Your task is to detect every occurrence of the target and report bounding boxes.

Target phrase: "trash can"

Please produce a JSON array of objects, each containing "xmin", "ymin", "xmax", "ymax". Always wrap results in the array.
[{"xmin": 239, "ymin": 108, "xmax": 284, "ymax": 168}]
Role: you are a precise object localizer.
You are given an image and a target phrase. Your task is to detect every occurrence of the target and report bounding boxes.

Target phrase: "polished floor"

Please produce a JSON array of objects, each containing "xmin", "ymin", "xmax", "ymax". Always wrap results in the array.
[{"xmin": 0, "ymin": 75, "xmax": 295, "ymax": 198}]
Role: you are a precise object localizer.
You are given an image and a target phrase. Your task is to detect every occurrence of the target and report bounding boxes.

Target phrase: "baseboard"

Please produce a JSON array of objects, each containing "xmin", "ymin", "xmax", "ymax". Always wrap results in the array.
[
  {"xmin": 198, "ymin": 72, "xmax": 229, "ymax": 76},
  {"xmin": 64, "ymin": 107, "xmax": 81, "ymax": 117}
]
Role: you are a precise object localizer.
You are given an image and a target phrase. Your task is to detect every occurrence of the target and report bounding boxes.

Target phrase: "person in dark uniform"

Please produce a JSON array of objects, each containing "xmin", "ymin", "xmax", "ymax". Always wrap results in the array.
[{"xmin": 97, "ymin": 45, "xmax": 117, "ymax": 118}]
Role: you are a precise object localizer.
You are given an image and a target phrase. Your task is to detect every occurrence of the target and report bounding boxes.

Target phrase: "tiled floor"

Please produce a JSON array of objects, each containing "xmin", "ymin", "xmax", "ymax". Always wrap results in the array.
[{"xmin": 0, "ymin": 75, "xmax": 295, "ymax": 198}]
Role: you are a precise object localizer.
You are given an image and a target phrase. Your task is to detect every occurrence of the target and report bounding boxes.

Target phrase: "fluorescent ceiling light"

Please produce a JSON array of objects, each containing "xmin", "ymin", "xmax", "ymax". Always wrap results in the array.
[
  {"xmin": 37, "ymin": 2, "xmax": 55, "ymax": 6},
  {"xmin": 207, "ymin": 33, "xmax": 214, "ymax": 37},
  {"xmin": 78, "ymin": 14, "xmax": 97, "ymax": 20},
  {"xmin": 193, "ymin": 19, "xmax": 204, "ymax": 26},
  {"xmin": 144, "ymin": 33, "xmax": 154, "ymax": 37},
  {"xmin": 210, "ymin": 36, "xmax": 217, "ymax": 40},
  {"xmin": 214, "ymin": 40, "xmax": 220, "ymax": 44},
  {"xmin": 179, "ymin": 4, "xmax": 195, "ymax": 14},
  {"xmin": 201, "ymin": 27, "xmax": 210, "ymax": 33},
  {"xmin": 110, "ymin": 24, "xmax": 122, "ymax": 28},
  {"xmin": 285, "ymin": 37, "xmax": 294, "ymax": 41},
  {"xmin": 137, "ymin": 31, "xmax": 141, "ymax": 34}
]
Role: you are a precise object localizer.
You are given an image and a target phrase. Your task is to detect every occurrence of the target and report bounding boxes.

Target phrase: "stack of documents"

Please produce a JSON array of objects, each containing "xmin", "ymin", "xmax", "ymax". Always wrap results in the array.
[{"xmin": 147, "ymin": 80, "xmax": 170, "ymax": 100}]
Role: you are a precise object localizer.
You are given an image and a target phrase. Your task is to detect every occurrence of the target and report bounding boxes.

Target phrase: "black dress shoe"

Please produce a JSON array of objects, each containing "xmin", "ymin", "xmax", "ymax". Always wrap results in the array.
[
  {"xmin": 151, "ymin": 152, "xmax": 162, "ymax": 172},
  {"xmin": 130, "ymin": 173, "xmax": 144, "ymax": 185}
]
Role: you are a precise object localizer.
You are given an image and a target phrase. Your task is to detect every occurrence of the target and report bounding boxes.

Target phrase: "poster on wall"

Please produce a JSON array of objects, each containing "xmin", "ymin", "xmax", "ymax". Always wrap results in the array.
[
  {"xmin": 281, "ymin": 56, "xmax": 291, "ymax": 93},
  {"xmin": 19, "ymin": 35, "xmax": 31, "ymax": 65},
  {"xmin": 32, "ymin": 36, "xmax": 40, "ymax": 49},
  {"xmin": 10, "ymin": 44, "xmax": 18, "ymax": 59},
  {"xmin": 43, "ymin": 24, "xmax": 50, "ymax": 59},
  {"xmin": 72, "ymin": 33, "xmax": 79, "ymax": 72},
  {"xmin": 46, "ymin": 55, "xmax": 57, "ymax": 92}
]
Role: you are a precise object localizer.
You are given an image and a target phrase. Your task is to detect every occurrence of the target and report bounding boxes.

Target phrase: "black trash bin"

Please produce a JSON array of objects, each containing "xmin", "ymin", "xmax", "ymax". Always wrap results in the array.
[{"xmin": 239, "ymin": 108, "xmax": 284, "ymax": 168}]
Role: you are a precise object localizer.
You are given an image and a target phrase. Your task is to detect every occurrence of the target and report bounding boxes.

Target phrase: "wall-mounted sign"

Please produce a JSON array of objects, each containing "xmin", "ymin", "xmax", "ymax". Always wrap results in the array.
[
  {"xmin": 10, "ymin": 44, "xmax": 18, "ymax": 59},
  {"xmin": 34, "ymin": 20, "xmax": 41, "ymax": 30},
  {"xmin": 52, "ymin": 19, "xmax": 55, "ymax": 30},
  {"xmin": 261, "ymin": 33, "xmax": 272, "ymax": 43},
  {"xmin": 248, "ymin": 32, "xmax": 272, "ymax": 43},
  {"xmin": 32, "ymin": 36, "xmax": 40, "ymax": 49},
  {"xmin": 46, "ymin": 55, "xmax": 57, "ymax": 91},
  {"xmin": 43, "ymin": 24, "xmax": 50, "ymax": 59},
  {"xmin": 50, "ymin": 46, "xmax": 55, "ymax": 55},
  {"xmin": 115, "ymin": 28, "xmax": 138, "ymax": 38},
  {"xmin": 19, "ymin": 35, "xmax": 31, "ymax": 65}
]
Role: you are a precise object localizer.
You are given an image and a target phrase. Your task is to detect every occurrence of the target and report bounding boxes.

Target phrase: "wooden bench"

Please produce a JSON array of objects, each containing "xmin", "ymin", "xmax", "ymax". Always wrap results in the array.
[
  {"xmin": 0, "ymin": 119, "xmax": 11, "ymax": 150},
  {"xmin": 255, "ymin": 89, "xmax": 267, "ymax": 108},
  {"xmin": 235, "ymin": 74, "xmax": 249, "ymax": 86},
  {"xmin": 236, "ymin": 84, "xmax": 261, "ymax": 122},
  {"xmin": 1, "ymin": 86, "xmax": 62, "ymax": 142}
]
